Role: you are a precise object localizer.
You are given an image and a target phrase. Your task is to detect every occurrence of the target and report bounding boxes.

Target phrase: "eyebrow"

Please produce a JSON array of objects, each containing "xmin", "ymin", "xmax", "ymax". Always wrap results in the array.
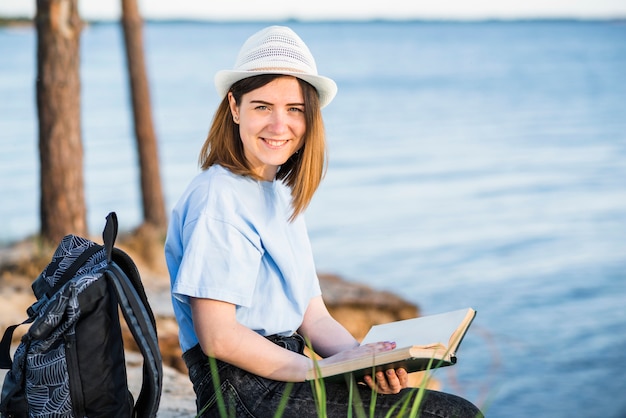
[{"xmin": 249, "ymin": 99, "xmax": 305, "ymax": 107}]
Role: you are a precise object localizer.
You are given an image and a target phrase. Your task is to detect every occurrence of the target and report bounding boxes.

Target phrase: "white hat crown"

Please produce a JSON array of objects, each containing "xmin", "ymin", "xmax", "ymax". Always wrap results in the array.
[
  {"xmin": 234, "ymin": 26, "xmax": 318, "ymax": 74},
  {"xmin": 214, "ymin": 26, "xmax": 337, "ymax": 108}
]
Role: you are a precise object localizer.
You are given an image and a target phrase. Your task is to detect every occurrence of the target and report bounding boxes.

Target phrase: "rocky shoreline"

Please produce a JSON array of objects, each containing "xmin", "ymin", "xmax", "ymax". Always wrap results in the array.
[{"xmin": 0, "ymin": 234, "xmax": 429, "ymax": 416}]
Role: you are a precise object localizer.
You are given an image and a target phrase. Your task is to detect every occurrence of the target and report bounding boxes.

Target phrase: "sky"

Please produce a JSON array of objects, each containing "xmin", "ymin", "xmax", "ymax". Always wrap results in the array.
[{"xmin": 1, "ymin": 0, "xmax": 626, "ymax": 21}]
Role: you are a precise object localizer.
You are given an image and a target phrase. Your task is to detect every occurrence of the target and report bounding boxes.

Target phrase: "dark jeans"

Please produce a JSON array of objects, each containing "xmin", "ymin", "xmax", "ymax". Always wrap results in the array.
[{"xmin": 183, "ymin": 335, "xmax": 483, "ymax": 418}]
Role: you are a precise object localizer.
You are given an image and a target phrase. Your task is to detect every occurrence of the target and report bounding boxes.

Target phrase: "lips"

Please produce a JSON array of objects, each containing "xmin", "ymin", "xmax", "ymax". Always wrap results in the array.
[{"xmin": 262, "ymin": 138, "xmax": 289, "ymax": 147}]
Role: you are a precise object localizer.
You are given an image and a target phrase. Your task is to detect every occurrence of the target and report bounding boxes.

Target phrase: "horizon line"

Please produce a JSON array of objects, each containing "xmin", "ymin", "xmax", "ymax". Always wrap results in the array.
[{"xmin": 2, "ymin": 16, "xmax": 626, "ymax": 25}]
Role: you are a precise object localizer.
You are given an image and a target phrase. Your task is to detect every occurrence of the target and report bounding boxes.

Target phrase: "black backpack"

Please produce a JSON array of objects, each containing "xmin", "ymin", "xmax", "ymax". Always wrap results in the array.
[{"xmin": 0, "ymin": 212, "xmax": 163, "ymax": 417}]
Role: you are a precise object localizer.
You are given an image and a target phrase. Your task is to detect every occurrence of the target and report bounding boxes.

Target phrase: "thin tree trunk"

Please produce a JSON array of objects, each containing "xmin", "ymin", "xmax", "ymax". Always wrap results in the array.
[
  {"xmin": 36, "ymin": 0, "xmax": 86, "ymax": 244},
  {"xmin": 121, "ymin": 0, "xmax": 167, "ymax": 230}
]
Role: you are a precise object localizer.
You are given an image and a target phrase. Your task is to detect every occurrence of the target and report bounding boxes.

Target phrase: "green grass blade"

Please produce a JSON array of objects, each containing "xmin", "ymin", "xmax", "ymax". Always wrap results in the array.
[{"xmin": 273, "ymin": 382, "xmax": 294, "ymax": 418}]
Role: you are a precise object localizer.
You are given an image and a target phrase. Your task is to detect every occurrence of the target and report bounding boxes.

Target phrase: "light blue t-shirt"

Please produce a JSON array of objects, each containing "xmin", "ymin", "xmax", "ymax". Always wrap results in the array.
[{"xmin": 165, "ymin": 165, "xmax": 322, "ymax": 352}]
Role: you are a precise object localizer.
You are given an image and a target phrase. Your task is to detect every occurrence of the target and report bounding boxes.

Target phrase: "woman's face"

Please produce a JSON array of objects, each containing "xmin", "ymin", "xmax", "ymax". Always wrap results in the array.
[{"xmin": 229, "ymin": 76, "xmax": 306, "ymax": 181}]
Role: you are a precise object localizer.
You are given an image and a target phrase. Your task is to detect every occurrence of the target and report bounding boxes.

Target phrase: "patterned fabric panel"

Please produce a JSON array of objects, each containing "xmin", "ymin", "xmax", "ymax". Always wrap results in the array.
[
  {"xmin": 38, "ymin": 235, "xmax": 107, "ymax": 291},
  {"xmin": 22, "ymin": 269, "xmax": 106, "ymax": 416},
  {"xmin": 24, "ymin": 343, "xmax": 73, "ymax": 418}
]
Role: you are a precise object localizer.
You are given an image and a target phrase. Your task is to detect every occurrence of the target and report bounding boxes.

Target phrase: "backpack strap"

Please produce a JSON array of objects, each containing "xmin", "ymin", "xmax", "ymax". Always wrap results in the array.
[
  {"xmin": 106, "ymin": 263, "xmax": 163, "ymax": 418},
  {"xmin": 0, "ymin": 319, "xmax": 34, "ymax": 369},
  {"xmin": 102, "ymin": 213, "xmax": 163, "ymax": 418},
  {"xmin": 0, "ymin": 339, "xmax": 30, "ymax": 413},
  {"xmin": 43, "ymin": 243, "xmax": 103, "ymax": 299},
  {"xmin": 102, "ymin": 211, "xmax": 118, "ymax": 264}
]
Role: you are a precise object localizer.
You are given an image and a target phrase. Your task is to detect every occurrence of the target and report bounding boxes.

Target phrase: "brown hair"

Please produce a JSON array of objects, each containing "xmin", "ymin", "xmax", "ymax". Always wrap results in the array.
[{"xmin": 199, "ymin": 74, "xmax": 327, "ymax": 221}]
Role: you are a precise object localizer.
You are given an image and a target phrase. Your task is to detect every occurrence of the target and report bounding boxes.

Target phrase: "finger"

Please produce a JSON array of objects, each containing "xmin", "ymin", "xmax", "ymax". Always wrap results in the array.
[
  {"xmin": 375, "ymin": 371, "xmax": 391, "ymax": 393},
  {"xmin": 363, "ymin": 374, "xmax": 376, "ymax": 391},
  {"xmin": 363, "ymin": 341, "xmax": 397, "ymax": 354},
  {"xmin": 384, "ymin": 369, "xmax": 402, "ymax": 393},
  {"xmin": 396, "ymin": 368, "xmax": 409, "ymax": 388}
]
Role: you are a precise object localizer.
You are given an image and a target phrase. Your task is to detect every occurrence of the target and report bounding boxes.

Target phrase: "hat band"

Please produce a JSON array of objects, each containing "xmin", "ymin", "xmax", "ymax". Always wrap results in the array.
[{"xmin": 245, "ymin": 66, "xmax": 311, "ymax": 74}]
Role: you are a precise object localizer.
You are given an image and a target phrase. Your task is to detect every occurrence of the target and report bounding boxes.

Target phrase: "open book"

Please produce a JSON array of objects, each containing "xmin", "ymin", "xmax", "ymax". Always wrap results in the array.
[{"xmin": 306, "ymin": 307, "xmax": 476, "ymax": 381}]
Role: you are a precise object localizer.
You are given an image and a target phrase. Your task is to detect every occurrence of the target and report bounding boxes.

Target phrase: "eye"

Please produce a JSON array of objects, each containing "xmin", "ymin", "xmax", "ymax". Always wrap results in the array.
[
  {"xmin": 289, "ymin": 106, "xmax": 304, "ymax": 113},
  {"xmin": 255, "ymin": 105, "xmax": 268, "ymax": 111}
]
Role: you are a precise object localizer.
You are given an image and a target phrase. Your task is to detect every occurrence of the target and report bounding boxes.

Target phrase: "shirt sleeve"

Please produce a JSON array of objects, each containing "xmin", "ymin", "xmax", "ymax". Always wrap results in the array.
[{"xmin": 172, "ymin": 211, "xmax": 262, "ymax": 308}]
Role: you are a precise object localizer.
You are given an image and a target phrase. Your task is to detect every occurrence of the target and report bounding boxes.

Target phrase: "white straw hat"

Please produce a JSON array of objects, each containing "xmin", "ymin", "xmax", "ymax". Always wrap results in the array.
[{"xmin": 214, "ymin": 26, "xmax": 337, "ymax": 108}]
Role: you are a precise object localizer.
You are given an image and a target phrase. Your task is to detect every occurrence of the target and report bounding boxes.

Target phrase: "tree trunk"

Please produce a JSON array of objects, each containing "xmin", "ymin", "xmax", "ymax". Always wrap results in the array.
[
  {"xmin": 121, "ymin": 0, "xmax": 167, "ymax": 230},
  {"xmin": 36, "ymin": 0, "xmax": 87, "ymax": 244}
]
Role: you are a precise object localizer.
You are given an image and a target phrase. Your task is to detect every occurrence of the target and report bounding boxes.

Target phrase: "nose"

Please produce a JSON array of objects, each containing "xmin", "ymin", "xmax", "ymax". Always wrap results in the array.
[{"xmin": 268, "ymin": 110, "xmax": 288, "ymax": 135}]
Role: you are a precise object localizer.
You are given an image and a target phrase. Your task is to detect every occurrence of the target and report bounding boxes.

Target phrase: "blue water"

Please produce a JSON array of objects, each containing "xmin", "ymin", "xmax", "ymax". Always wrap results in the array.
[{"xmin": 1, "ymin": 20, "xmax": 626, "ymax": 417}]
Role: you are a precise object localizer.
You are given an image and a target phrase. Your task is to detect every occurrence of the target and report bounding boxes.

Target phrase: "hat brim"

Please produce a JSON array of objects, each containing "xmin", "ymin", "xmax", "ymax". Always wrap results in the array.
[{"xmin": 215, "ymin": 70, "xmax": 337, "ymax": 109}]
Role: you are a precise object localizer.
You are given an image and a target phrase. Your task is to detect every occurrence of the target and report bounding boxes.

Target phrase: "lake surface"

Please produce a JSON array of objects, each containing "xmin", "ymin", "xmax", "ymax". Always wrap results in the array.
[{"xmin": 1, "ymin": 20, "xmax": 626, "ymax": 417}]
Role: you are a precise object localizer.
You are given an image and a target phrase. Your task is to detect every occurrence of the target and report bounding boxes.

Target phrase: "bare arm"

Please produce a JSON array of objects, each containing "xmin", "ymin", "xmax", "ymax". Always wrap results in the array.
[
  {"xmin": 191, "ymin": 295, "xmax": 408, "ymax": 392},
  {"xmin": 190, "ymin": 297, "xmax": 313, "ymax": 382},
  {"xmin": 298, "ymin": 295, "xmax": 359, "ymax": 357}
]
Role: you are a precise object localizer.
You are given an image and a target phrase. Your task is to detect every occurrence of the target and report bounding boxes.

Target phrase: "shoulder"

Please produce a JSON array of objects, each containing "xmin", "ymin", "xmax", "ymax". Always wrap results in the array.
[
  {"xmin": 185, "ymin": 165, "xmax": 250, "ymax": 203},
  {"xmin": 174, "ymin": 165, "xmax": 263, "ymax": 223}
]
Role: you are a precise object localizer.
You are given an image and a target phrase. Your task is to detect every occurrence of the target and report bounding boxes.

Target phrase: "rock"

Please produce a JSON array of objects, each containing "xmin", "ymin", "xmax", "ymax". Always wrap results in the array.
[{"xmin": 319, "ymin": 273, "xmax": 420, "ymax": 340}]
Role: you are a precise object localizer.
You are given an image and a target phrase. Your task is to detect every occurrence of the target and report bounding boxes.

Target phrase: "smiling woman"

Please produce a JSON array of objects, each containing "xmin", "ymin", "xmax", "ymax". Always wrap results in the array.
[
  {"xmin": 228, "ymin": 76, "xmax": 307, "ymax": 181},
  {"xmin": 163, "ymin": 25, "xmax": 483, "ymax": 417}
]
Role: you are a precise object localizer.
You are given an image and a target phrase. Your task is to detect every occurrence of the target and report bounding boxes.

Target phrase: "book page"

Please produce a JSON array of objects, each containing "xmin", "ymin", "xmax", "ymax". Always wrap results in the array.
[{"xmin": 360, "ymin": 308, "xmax": 472, "ymax": 349}]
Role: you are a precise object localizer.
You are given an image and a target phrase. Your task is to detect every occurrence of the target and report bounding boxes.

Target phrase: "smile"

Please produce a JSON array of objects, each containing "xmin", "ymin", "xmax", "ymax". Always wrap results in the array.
[{"xmin": 262, "ymin": 138, "xmax": 289, "ymax": 147}]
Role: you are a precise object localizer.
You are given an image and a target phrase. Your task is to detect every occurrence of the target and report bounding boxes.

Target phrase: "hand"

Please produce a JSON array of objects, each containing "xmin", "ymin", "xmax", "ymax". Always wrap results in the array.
[
  {"xmin": 362, "ymin": 367, "xmax": 409, "ymax": 394},
  {"xmin": 317, "ymin": 341, "xmax": 397, "ymax": 368},
  {"xmin": 315, "ymin": 341, "xmax": 409, "ymax": 394}
]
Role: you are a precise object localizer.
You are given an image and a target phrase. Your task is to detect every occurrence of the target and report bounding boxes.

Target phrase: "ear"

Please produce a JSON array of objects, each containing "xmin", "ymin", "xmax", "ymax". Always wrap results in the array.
[{"xmin": 228, "ymin": 92, "xmax": 239, "ymax": 124}]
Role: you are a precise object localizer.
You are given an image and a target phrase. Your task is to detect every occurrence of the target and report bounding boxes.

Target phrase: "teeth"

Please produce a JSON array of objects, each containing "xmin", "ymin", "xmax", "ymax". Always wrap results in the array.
[{"xmin": 265, "ymin": 139, "xmax": 287, "ymax": 146}]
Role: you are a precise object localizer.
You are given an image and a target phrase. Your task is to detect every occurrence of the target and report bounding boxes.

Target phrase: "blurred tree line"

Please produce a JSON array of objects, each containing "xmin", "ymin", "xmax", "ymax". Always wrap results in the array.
[{"xmin": 36, "ymin": 0, "xmax": 166, "ymax": 244}]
